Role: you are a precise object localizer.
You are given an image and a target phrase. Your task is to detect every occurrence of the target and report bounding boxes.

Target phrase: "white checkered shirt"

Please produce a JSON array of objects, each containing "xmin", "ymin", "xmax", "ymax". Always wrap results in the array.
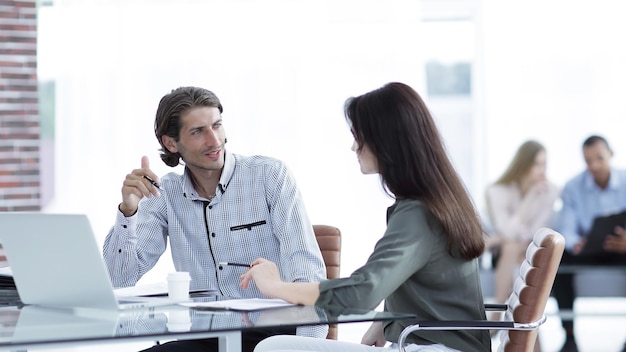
[{"xmin": 103, "ymin": 151, "xmax": 328, "ymax": 338}]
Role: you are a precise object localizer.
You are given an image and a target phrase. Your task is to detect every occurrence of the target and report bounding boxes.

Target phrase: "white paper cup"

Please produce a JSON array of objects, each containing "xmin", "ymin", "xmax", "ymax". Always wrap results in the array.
[{"xmin": 167, "ymin": 271, "xmax": 191, "ymax": 301}]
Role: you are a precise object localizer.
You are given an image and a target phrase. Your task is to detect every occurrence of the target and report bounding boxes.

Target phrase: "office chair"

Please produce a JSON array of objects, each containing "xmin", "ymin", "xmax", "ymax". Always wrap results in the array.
[
  {"xmin": 312, "ymin": 225, "xmax": 342, "ymax": 340},
  {"xmin": 398, "ymin": 227, "xmax": 565, "ymax": 352}
]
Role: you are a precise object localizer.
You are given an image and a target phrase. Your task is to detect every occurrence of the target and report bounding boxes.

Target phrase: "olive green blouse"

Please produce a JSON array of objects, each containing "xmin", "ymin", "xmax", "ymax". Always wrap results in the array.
[{"xmin": 317, "ymin": 199, "xmax": 491, "ymax": 352}]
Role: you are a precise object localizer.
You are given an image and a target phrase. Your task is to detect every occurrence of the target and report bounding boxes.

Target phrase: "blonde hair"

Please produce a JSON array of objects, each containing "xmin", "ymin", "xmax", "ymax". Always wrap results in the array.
[{"xmin": 496, "ymin": 140, "xmax": 545, "ymax": 185}]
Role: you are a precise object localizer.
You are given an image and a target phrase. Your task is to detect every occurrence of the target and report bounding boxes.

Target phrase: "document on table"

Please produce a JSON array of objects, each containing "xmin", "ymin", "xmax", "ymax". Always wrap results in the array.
[{"xmin": 180, "ymin": 298, "xmax": 296, "ymax": 312}]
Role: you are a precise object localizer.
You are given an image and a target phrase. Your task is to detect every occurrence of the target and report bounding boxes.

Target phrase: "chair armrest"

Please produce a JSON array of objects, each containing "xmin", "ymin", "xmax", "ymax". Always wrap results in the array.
[
  {"xmin": 403, "ymin": 320, "xmax": 514, "ymax": 331},
  {"xmin": 484, "ymin": 303, "xmax": 508, "ymax": 311},
  {"xmin": 398, "ymin": 316, "xmax": 547, "ymax": 352}
]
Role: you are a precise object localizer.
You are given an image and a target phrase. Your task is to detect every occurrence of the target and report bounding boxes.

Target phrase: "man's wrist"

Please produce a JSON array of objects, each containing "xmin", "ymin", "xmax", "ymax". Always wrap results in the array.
[{"xmin": 118, "ymin": 203, "xmax": 137, "ymax": 217}]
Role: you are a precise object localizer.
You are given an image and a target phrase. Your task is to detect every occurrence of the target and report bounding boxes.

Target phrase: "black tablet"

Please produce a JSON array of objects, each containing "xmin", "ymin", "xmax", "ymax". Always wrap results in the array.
[{"xmin": 579, "ymin": 210, "xmax": 626, "ymax": 256}]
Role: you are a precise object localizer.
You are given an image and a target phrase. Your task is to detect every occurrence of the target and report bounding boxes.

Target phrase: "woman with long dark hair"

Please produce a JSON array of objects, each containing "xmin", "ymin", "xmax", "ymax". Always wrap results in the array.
[{"xmin": 240, "ymin": 82, "xmax": 491, "ymax": 352}]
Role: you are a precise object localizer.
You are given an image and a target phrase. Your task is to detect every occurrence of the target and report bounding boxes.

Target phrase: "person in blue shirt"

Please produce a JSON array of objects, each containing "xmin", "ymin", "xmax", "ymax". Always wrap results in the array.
[{"xmin": 555, "ymin": 135, "xmax": 626, "ymax": 352}]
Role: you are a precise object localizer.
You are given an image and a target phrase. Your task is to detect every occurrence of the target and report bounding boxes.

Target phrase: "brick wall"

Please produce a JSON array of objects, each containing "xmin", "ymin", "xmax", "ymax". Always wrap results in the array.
[{"xmin": 0, "ymin": 0, "xmax": 39, "ymax": 212}]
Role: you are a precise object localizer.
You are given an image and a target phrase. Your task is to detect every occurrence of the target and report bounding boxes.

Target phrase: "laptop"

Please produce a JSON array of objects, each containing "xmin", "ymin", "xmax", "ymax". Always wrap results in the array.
[
  {"xmin": 579, "ymin": 210, "xmax": 626, "ymax": 257},
  {"xmin": 0, "ymin": 212, "xmax": 175, "ymax": 311}
]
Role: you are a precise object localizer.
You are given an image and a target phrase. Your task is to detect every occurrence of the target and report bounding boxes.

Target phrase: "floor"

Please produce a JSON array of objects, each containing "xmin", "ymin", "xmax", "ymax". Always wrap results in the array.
[{"xmin": 28, "ymin": 298, "xmax": 626, "ymax": 352}]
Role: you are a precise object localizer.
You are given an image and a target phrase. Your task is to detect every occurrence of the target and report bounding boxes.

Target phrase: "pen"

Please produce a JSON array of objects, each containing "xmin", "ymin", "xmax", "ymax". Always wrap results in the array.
[
  {"xmin": 218, "ymin": 261, "xmax": 251, "ymax": 268},
  {"xmin": 143, "ymin": 175, "xmax": 163, "ymax": 191}
]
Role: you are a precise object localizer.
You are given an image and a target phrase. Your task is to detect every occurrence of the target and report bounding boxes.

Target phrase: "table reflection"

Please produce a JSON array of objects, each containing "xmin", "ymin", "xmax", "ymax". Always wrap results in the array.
[{"xmin": 0, "ymin": 299, "xmax": 413, "ymax": 351}]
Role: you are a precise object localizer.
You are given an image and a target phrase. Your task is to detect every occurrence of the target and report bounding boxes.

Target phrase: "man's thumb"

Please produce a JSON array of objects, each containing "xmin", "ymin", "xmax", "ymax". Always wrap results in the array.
[{"xmin": 141, "ymin": 156, "xmax": 150, "ymax": 169}]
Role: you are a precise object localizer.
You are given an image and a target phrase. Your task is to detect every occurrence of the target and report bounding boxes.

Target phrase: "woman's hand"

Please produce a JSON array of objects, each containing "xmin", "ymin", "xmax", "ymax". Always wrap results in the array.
[
  {"xmin": 239, "ymin": 258, "xmax": 283, "ymax": 297},
  {"xmin": 361, "ymin": 321, "xmax": 386, "ymax": 347},
  {"xmin": 527, "ymin": 179, "xmax": 548, "ymax": 195},
  {"xmin": 240, "ymin": 258, "xmax": 321, "ymax": 305}
]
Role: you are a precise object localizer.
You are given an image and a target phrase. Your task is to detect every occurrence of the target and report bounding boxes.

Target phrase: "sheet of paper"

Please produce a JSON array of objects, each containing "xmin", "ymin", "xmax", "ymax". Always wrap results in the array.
[{"xmin": 179, "ymin": 298, "xmax": 295, "ymax": 312}]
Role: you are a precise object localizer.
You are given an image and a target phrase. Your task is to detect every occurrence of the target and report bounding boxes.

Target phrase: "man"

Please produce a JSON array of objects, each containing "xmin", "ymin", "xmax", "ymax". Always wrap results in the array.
[
  {"xmin": 555, "ymin": 135, "xmax": 626, "ymax": 352},
  {"xmin": 103, "ymin": 86, "xmax": 328, "ymax": 352}
]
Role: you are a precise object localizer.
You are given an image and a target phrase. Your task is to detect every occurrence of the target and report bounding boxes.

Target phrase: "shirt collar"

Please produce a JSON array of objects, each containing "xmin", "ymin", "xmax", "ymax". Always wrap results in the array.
[
  {"xmin": 584, "ymin": 168, "xmax": 620, "ymax": 191},
  {"xmin": 219, "ymin": 150, "xmax": 235, "ymax": 190},
  {"xmin": 181, "ymin": 150, "xmax": 235, "ymax": 199}
]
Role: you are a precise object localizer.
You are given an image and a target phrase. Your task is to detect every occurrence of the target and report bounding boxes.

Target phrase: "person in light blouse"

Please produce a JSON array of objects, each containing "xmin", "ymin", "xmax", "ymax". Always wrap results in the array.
[{"xmin": 485, "ymin": 140, "xmax": 560, "ymax": 313}]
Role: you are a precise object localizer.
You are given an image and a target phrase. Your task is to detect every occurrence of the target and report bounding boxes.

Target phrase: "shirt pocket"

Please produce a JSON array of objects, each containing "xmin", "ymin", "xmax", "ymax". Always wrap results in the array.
[
  {"xmin": 226, "ymin": 220, "xmax": 273, "ymax": 258},
  {"xmin": 230, "ymin": 220, "xmax": 267, "ymax": 231}
]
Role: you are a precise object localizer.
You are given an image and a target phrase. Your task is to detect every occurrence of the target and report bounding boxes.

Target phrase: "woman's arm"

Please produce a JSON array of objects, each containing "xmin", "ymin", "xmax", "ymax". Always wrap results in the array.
[
  {"xmin": 242, "ymin": 200, "xmax": 435, "ymax": 311},
  {"xmin": 240, "ymin": 258, "xmax": 320, "ymax": 305}
]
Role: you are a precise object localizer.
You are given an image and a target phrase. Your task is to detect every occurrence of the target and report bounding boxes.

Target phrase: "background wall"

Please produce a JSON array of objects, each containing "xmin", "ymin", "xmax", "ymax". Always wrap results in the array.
[
  {"xmin": 38, "ymin": 0, "xmax": 426, "ymax": 284},
  {"xmin": 0, "ymin": 0, "xmax": 39, "ymax": 212},
  {"xmin": 481, "ymin": 0, "xmax": 626, "ymax": 188}
]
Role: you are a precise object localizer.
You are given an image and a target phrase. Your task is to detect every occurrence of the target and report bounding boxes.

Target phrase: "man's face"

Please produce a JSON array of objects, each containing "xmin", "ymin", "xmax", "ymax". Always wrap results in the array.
[
  {"xmin": 162, "ymin": 106, "xmax": 226, "ymax": 172},
  {"xmin": 583, "ymin": 141, "xmax": 612, "ymax": 186}
]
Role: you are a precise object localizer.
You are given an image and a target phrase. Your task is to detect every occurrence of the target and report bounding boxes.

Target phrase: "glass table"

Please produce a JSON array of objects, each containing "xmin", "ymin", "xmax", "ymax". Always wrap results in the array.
[{"xmin": 0, "ymin": 298, "xmax": 414, "ymax": 352}]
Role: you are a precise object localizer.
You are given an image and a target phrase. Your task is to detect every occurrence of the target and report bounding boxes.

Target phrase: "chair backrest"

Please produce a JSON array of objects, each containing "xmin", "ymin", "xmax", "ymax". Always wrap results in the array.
[
  {"xmin": 498, "ymin": 227, "xmax": 565, "ymax": 352},
  {"xmin": 313, "ymin": 225, "xmax": 341, "ymax": 340},
  {"xmin": 313, "ymin": 225, "xmax": 341, "ymax": 279}
]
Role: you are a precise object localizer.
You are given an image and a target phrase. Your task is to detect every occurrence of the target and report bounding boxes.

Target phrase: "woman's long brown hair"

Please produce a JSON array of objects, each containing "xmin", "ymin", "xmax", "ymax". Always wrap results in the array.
[{"xmin": 345, "ymin": 82, "xmax": 485, "ymax": 259}]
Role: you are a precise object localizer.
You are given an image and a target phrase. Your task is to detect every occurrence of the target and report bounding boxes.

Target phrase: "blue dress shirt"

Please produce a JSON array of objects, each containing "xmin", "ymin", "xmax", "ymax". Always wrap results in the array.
[{"xmin": 557, "ymin": 168, "xmax": 626, "ymax": 250}]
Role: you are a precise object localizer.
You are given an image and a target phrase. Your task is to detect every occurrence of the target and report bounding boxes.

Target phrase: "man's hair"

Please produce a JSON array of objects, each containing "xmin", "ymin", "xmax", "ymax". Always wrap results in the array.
[
  {"xmin": 154, "ymin": 87, "xmax": 223, "ymax": 167},
  {"xmin": 583, "ymin": 135, "xmax": 611, "ymax": 152},
  {"xmin": 343, "ymin": 82, "xmax": 485, "ymax": 260}
]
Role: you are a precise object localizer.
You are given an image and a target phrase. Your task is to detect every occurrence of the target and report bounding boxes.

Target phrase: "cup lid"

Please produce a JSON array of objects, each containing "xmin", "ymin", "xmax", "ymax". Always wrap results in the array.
[{"xmin": 167, "ymin": 271, "xmax": 191, "ymax": 279}]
